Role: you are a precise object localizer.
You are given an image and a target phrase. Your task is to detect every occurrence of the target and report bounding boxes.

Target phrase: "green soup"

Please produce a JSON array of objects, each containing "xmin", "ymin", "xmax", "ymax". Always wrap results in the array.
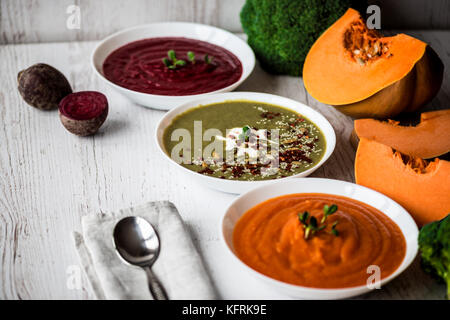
[{"xmin": 163, "ymin": 100, "xmax": 326, "ymax": 181}]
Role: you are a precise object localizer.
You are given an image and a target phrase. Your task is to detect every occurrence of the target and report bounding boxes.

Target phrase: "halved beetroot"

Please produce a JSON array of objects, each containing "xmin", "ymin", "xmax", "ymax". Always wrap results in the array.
[{"xmin": 59, "ymin": 91, "xmax": 108, "ymax": 136}]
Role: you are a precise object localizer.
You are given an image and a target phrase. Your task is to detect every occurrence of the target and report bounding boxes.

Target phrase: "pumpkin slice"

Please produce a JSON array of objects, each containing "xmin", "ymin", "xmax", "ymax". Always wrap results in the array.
[
  {"xmin": 303, "ymin": 8, "xmax": 443, "ymax": 119},
  {"xmin": 355, "ymin": 138, "xmax": 450, "ymax": 226},
  {"xmin": 420, "ymin": 109, "xmax": 450, "ymax": 121},
  {"xmin": 354, "ymin": 109, "xmax": 450, "ymax": 158}
]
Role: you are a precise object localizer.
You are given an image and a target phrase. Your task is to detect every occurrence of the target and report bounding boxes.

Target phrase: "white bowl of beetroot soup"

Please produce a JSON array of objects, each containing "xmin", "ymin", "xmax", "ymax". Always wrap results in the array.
[
  {"xmin": 221, "ymin": 178, "xmax": 419, "ymax": 299},
  {"xmin": 155, "ymin": 92, "xmax": 336, "ymax": 194},
  {"xmin": 91, "ymin": 22, "xmax": 255, "ymax": 110}
]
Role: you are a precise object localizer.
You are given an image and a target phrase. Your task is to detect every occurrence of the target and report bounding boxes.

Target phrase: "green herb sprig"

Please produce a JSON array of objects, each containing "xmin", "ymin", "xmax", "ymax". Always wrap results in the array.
[
  {"xmin": 204, "ymin": 54, "xmax": 213, "ymax": 64},
  {"xmin": 321, "ymin": 204, "xmax": 338, "ymax": 223},
  {"xmin": 163, "ymin": 50, "xmax": 214, "ymax": 69},
  {"xmin": 187, "ymin": 51, "xmax": 195, "ymax": 63},
  {"xmin": 163, "ymin": 50, "xmax": 186, "ymax": 70},
  {"xmin": 330, "ymin": 220, "xmax": 339, "ymax": 236},
  {"xmin": 298, "ymin": 204, "xmax": 339, "ymax": 240},
  {"xmin": 238, "ymin": 125, "xmax": 251, "ymax": 142}
]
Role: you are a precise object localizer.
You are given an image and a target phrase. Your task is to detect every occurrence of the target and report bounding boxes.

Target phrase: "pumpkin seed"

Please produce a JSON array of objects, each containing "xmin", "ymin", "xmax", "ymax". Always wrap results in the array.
[
  {"xmin": 373, "ymin": 43, "xmax": 379, "ymax": 55},
  {"xmin": 282, "ymin": 138, "xmax": 297, "ymax": 144}
]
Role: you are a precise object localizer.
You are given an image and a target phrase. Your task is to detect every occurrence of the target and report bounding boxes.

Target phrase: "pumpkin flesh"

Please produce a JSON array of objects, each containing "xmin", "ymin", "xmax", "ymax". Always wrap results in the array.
[
  {"xmin": 355, "ymin": 110, "xmax": 450, "ymax": 158},
  {"xmin": 355, "ymin": 138, "xmax": 450, "ymax": 226},
  {"xmin": 303, "ymin": 8, "xmax": 443, "ymax": 118}
]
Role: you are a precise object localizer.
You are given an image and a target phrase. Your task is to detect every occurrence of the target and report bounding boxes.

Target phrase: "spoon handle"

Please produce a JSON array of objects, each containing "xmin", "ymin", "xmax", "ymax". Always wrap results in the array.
[{"xmin": 144, "ymin": 267, "xmax": 168, "ymax": 300}]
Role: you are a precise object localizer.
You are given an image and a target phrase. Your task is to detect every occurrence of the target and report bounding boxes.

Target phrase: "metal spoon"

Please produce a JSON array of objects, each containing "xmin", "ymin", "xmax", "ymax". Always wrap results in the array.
[{"xmin": 113, "ymin": 216, "xmax": 168, "ymax": 300}]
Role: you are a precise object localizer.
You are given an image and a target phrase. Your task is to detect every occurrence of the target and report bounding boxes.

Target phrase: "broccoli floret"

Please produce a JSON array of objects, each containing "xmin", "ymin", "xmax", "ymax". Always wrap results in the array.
[
  {"xmin": 418, "ymin": 214, "xmax": 450, "ymax": 299},
  {"xmin": 240, "ymin": 0, "xmax": 362, "ymax": 76}
]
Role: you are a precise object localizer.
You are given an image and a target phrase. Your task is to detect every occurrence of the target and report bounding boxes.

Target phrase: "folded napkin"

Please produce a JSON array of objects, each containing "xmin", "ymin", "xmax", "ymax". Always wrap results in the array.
[{"xmin": 74, "ymin": 201, "xmax": 218, "ymax": 300}]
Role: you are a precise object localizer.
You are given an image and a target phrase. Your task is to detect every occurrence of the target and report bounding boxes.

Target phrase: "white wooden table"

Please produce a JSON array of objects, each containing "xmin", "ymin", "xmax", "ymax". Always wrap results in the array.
[{"xmin": 0, "ymin": 31, "xmax": 448, "ymax": 300}]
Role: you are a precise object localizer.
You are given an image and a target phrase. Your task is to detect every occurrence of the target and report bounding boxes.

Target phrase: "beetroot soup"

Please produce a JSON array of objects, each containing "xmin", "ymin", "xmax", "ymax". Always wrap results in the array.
[{"xmin": 102, "ymin": 37, "xmax": 243, "ymax": 96}]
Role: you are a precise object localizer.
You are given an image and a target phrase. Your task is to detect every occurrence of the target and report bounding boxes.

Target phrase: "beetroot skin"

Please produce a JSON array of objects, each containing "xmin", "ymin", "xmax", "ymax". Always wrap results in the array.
[
  {"xmin": 59, "ymin": 91, "xmax": 108, "ymax": 136},
  {"xmin": 18, "ymin": 63, "xmax": 72, "ymax": 110}
]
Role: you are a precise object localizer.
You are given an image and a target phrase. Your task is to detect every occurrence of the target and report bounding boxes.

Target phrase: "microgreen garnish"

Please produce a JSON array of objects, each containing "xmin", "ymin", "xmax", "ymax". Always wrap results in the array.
[
  {"xmin": 321, "ymin": 204, "xmax": 338, "ymax": 223},
  {"xmin": 204, "ymin": 54, "xmax": 213, "ymax": 64},
  {"xmin": 168, "ymin": 49, "xmax": 176, "ymax": 60},
  {"xmin": 330, "ymin": 220, "xmax": 339, "ymax": 236},
  {"xmin": 187, "ymin": 51, "xmax": 195, "ymax": 63},
  {"xmin": 298, "ymin": 211, "xmax": 309, "ymax": 225},
  {"xmin": 298, "ymin": 204, "xmax": 339, "ymax": 240},
  {"xmin": 162, "ymin": 50, "xmax": 187, "ymax": 69},
  {"xmin": 238, "ymin": 125, "xmax": 251, "ymax": 142},
  {"xmin": 162, "ymin": 58, "xmax": 171, "ymax": 67},
  {"xmin": 163, "ymin": 50, "xmax": 214, "ymax": 69}
]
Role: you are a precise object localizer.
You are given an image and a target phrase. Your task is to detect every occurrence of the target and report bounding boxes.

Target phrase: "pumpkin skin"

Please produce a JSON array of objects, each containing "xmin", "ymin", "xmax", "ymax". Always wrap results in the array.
[
  {"xmin": 303, "ymin": 8, "xmax": 444, "ymax": 119},
  {"xmin": 355, "ymin": 110, "xmax": 450, "ymax": 158},
  {"xmin": 355, "ymin": 138, "xmax": 450, "ymax": 227}
]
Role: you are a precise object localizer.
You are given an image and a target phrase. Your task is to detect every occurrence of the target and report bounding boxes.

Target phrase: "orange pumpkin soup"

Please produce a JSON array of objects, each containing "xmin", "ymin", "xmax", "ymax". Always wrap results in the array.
[{"xmin": 233, "ymin": 193, "xmax": 406, "ymax": 288}]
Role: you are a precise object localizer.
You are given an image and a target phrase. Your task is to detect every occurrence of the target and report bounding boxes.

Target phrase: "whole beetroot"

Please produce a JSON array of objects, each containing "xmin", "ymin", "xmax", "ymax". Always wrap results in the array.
[{"xmin": 17, "ymin": 63, "xmax": 72, "ymax": 110}]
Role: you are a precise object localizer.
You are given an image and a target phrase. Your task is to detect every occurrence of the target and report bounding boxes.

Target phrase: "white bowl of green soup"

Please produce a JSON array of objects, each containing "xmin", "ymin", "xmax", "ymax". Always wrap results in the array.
[{"xmin": 155, "ymin": 92, "xmax": 336, "ymax": 194}]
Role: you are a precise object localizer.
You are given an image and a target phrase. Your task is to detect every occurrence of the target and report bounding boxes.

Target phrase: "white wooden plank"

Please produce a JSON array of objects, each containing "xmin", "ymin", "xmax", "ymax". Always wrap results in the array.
[{"xmin": 0, "ymin": 0, "xmax": 246, "ymax": 44}]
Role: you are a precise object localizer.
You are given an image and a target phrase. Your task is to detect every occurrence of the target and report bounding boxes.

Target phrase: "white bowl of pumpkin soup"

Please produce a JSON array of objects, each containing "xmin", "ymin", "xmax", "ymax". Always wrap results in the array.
[
  {"xmin": 155, "ymin": 92, "xmax": 336, "ymax": 194},
  {"xmin": 221, "ymin": 178, "xmax": 418, "ymax": 299}
]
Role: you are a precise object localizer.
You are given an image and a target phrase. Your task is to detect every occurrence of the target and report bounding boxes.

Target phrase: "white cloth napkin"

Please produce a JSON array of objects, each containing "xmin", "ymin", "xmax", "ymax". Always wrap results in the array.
[{"xmin": 74, "ymin": 201, "xmax": 218, "ymax": 300}]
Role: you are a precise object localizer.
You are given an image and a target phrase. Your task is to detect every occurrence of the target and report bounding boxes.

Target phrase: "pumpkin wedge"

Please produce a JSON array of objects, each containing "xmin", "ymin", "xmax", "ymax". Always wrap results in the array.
[
  {"xmin": 355, "ymin": 138, "xmax": 450, "ymax": 226},
  {"xmin": 303, "ymin": 8, "xmax": 444, "ymax": 119},
  {"xmin": 355, "ymin": 110, "xmax": 450, "ymax": 158}
]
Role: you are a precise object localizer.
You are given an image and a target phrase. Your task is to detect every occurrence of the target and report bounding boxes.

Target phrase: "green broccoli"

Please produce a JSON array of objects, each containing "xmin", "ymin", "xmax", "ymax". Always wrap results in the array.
[
  {"xmin": 240, "ymin": 0, "xmax": 363, "ymax": 76},
  {"xmin": 418, "ymin": 214, "xmax": 450, "ymax": 299}
]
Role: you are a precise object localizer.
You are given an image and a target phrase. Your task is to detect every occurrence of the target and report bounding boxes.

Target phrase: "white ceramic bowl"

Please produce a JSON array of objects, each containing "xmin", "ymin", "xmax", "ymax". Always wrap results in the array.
[
  {"xmin": 221, "ymin": 178, "xmax": 419, "ymax": 299},
  {"xmin": 91, "ymin": 22, "xmax": 255, "ymax": 110},
  {"xmin": 155, "ymin": 92, "xmax": 336, "ymax": 194}
]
